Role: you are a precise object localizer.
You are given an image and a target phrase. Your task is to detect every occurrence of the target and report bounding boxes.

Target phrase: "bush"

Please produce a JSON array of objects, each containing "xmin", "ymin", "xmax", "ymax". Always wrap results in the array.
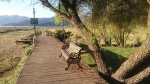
[
  {"xmin": 45, "ymin": 30, "xmax": 52, "ymax": 36},
  {"xmin": 134, "ymin": 36, "xmax": 142, "ymax": 47},
  {"xmin": 36, "ymin": 30, "xmax": 42, "ymax": 36},
  {"xmin": 53, "ymin": 29, "xmax": 73, "ymax": 42}
]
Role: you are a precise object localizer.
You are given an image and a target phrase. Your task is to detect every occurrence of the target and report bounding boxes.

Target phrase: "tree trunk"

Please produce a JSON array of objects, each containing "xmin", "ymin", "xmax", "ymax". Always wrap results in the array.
[
  {"xmin": 71, "ymin": 14, "xmax": 109, "ymax": 74},
  {"xmin": 101, "ymin": 22, "xmax": 110, "ymax": 45},
  {"xmin": 119, "ymin": 35, "xmax": 124, "ymax": 47},
  {"xmin": 125, "ymin": 65, "xmax": 150, "ymax": 84}
]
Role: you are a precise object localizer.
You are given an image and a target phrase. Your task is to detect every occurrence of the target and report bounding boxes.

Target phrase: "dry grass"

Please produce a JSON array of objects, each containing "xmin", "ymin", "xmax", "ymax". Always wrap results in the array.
[
  {"xmin": 0, "ymin": 28, "xmax": 33, "ymax": 59},
  {"xmin": 0, "ymin": 28, "xmax": 34, "ymax": 83},
  {"xmin": 37, "ymin": 26, "xmax": 148, "ymax": 46},
  {"xmin": 37, "ymin": 27, "xmax": 84, "ymax": 43}
]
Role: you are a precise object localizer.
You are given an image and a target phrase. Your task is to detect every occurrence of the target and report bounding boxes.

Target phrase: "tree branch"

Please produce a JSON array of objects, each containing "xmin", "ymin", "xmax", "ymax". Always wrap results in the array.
[
  {"xmin": 125, "ymin": 66, "xmax": 150, "ymax": 84},
  {"xmin": 39, "ymin": 0, "xmax": 71, "ymax": 21},
  {"xmin": 72, "ymin": 0, "xmax": 77, "ymax": 7},
  {"xmin": 60, "ymin": 0, "xmax": 75, "ymax": 14},
  {"xmin": 60, "ymin": 0, "xmax": 72, "ymax": 17},
  {"xmin": 147, "ymin": 0, "xmax": 150, "ymax": 5}
]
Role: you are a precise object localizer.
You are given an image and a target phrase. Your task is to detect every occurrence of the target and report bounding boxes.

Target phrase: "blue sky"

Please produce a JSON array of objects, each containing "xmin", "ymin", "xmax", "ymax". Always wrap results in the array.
[{"xmin": 0, "ymin": 0, "xmax": 55, "ymax": 18}]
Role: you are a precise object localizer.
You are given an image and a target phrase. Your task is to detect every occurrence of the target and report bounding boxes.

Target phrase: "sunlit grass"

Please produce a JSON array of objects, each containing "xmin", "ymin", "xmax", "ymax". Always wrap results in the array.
[
  {"xmin": 80, "ymin": 44, "xmax": 137, "ymax": 73},
  {"xmin": 102, "ymin": 46, "xmax": 137, "ymax": 72},
  {"xmin": 102, "ymin": 46, "xmax": 137, "ymax": 58}
]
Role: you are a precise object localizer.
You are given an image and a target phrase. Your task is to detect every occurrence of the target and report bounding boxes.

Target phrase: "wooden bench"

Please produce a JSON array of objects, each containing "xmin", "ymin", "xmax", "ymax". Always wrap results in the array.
[
  {"xmin": 59, "ymin": 42, "xmax": 82, "ymax": 70},
  {"xmin": 15, "ymin": 36, "xmax": 37, "ymax": 45},
  {"xmin": 15, "ymin": 40, "xmax": 33, "ymax": 45}
]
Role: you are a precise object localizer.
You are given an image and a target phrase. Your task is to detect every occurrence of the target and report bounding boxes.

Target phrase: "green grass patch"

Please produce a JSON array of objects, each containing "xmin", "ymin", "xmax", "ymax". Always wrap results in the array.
[
  {"xmin": 102, "ymin": 46, "xmax": 137, "ymax": 58},
  {"xmin": 80, "ymin": 44, "xmax": 97, "ymax": 71},
  {"xmin": 80, "ymin": 44, "xmax": 137, "ymax": 73},
  {"xmin": 102, "ymin": 46, "xmax": 137, "ymax": 73}
]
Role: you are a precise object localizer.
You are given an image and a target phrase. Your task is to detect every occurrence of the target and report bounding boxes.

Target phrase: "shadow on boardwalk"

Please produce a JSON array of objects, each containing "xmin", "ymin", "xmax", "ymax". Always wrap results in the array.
[{"xmin": 17, "ymin": 36, "xmax": 105, "ymax": 84}]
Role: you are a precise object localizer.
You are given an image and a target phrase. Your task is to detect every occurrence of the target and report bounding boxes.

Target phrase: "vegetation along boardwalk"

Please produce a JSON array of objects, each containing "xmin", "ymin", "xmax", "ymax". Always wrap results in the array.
[{"xmin": 17, "ymin": 36, "xmax": 103, "ymax": 84}]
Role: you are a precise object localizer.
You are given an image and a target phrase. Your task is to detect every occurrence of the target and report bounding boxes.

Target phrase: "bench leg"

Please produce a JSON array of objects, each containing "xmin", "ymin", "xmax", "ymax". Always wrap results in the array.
[
  {"xmin": 77, "ymin": 63, "xmax": 82, "ymax": 69},
  {"xmin": 59, "ymin": 53, "xmax": 62, "ymax": 57},
  {"xmin": 65, "ymin": 63, "xmax": 70, "ymax": 70}
]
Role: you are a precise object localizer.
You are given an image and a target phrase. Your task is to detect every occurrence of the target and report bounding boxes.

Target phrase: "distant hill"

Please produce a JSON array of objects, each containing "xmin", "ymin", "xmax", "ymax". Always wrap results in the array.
[
  {"xmin": 0, "ymin": 15, "xmax": 29, "ymax": 25},
  {"xmin": 0, "ymin": 15, "xmax": 56, "ymax": 26}
]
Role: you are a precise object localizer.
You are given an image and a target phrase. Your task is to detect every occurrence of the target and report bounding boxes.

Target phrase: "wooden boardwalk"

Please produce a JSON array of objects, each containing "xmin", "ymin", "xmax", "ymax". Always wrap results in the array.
[{"xmin": 17, "ymin": 36, "xmax": 103, "ymax": 84}]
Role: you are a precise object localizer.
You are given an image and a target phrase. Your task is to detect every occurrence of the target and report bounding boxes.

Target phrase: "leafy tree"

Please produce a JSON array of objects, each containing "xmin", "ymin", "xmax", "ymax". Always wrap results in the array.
[
  {"xmin": 107, "ymin": 0, "xmax": 148, "ymax": 47},
  {"xmin": 54, "ymin": 15, "xmax": 64, "ymax": 25},
  {"xmin": 82, "ymin": 0, "xmax": 110, "ymax": 45}
]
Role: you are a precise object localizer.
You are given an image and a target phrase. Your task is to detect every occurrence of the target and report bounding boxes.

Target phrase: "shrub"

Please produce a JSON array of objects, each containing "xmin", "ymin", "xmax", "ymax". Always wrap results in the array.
[
  {"xmin": 45, "ymin": 30, "xmax": 52, "ymax": 36},
  {"xmin": 36, "ymin": 30, "xmax": 42, "ymax": 36},
  {"xmin": 53, "ymin": 29, "xmax": 73, "ymax": 42},
  {"xmin": 134, "ymin": 36, "xmax": 142, "ymax": 47}
]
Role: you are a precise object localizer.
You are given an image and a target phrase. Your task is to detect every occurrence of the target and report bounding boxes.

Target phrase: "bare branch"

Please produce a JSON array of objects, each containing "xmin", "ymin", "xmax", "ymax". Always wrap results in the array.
[{"xmin": 39, "ymin": 0, "xmax": 71, "ymax": 21}]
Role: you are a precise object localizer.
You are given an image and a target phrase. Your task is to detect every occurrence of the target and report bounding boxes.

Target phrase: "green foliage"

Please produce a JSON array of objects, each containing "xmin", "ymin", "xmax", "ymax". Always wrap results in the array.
[
  {"xmin": 54, "ymin": 2, "xmax": 67, "ymax": 25},
  {"xmin": 53, "ymin": 29, "xmax": 73, "ymax": 42},
  {"xmin": 134, "ymin": 36, "xmax": 142, "ymax": 47},
  {"xmin": 108, "ymin": 0, "xmax": 148, "ymax": 26},
  {"xmin": 107, "ymin": 0, "xmax": 148, "ymax": 46},
  {"xmin": 54, "ymin": 15, "xmax": 64, "ymax": 25}
]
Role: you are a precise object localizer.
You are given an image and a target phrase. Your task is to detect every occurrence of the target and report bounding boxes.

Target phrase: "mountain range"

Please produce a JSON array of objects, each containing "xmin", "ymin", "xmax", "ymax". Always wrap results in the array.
[{"xmin": 0, "ymin": 15, "xmax": 56, "ymax": 26}]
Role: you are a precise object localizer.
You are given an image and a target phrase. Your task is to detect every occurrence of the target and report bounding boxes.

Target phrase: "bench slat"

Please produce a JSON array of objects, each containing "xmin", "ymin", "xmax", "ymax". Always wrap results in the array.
[{"xmin": 60, "ymin": 49, "xmax": 69, "ymax": 60}]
